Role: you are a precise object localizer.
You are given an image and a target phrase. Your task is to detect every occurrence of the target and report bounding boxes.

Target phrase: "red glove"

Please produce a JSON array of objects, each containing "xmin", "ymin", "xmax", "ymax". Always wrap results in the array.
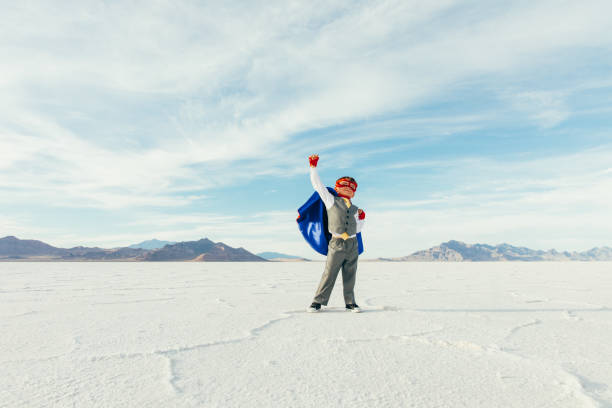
[
  {"xmin": 358, "ymin": 209, "xmax": 365, "ymax": 220},
  {"xmin": 308, "ymin": 154, "xmax": 319, "ymax": 167}
]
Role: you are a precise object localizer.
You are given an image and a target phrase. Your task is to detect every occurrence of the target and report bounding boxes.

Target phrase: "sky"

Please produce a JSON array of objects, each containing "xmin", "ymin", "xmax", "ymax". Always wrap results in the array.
[{"xmin": 2, "ymin": 0, "xmax": 612, "ymax": 259}]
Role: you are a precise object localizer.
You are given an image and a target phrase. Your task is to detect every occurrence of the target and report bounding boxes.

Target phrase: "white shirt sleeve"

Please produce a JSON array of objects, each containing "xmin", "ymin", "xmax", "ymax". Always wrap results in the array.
[
  {"xmin": 310, "ymin": 167, "xmax": 334, "ymax": 210},
  {"xmin": 355, "ymin": 212, "xmax": 365, "ymax": 233}
]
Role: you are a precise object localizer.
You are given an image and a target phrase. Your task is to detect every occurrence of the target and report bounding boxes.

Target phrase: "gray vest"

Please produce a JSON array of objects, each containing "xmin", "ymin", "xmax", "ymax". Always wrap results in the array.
[{"xmin": 327, "ymin": 197, "xmax": 359, "ymax": 235}]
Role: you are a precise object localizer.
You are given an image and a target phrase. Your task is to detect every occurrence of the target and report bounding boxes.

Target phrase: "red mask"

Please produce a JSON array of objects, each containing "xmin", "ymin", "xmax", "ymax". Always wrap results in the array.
[{"xmin": 335, "ymin": 178, "xmax": 357, "ymax": 192}]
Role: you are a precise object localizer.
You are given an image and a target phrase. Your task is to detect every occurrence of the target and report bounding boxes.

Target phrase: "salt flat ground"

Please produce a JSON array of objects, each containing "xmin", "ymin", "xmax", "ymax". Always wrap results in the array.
[{"xmin": 1, "ymin": 262, "xmax": 611, "ymax": 408}]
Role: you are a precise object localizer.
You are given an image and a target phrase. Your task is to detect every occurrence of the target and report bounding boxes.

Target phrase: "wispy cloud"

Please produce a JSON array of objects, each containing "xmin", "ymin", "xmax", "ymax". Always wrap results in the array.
[{"xmin": 505, "ymin": 90, "xmax": 570, "ymax": 128}]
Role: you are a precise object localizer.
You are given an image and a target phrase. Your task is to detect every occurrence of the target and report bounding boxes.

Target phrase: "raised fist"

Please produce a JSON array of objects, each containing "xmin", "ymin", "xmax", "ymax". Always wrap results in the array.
[
  {"xmin": 358, "ymin": 209, "xmax": 365, "ymax": 220},
  {"xmin": 308, "ymin": 154, "xmax": 319, "ymax": 167}
]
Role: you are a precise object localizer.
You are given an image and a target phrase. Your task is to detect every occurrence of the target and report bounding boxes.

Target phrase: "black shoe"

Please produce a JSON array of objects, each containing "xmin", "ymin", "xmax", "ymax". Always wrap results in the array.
[
  {"xmin": 307, "ymin": 302, "xmax": 321, "ymax": 313},
  {"xmin": 345, "ymin": 303, "xmax": 361, "ymax": 313}
]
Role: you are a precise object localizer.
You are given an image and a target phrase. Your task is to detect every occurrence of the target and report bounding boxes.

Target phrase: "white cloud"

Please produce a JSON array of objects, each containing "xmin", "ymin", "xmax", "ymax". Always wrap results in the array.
[
  {"xmin": 3, "ymin": 1, "xmax": 612, "ymax": 204},
  {"xmin": 506, "ymin": 90, "xmax": 570, "ymax": 128},
  {"xmin": 364, "ymin": 147, "xmax": 612, "ymax": 256}
]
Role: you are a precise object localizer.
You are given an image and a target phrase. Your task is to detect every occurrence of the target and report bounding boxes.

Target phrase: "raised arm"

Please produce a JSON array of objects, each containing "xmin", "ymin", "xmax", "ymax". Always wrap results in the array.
[{"xmin": 309, "ymin": 154, "xmax": 334, "ymax": 210}]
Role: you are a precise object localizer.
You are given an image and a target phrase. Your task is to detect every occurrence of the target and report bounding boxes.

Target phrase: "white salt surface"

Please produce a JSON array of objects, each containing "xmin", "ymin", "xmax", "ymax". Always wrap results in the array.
[{"xmin": 1, "ymin": 262, "xmax": 611, "ymax": 408}]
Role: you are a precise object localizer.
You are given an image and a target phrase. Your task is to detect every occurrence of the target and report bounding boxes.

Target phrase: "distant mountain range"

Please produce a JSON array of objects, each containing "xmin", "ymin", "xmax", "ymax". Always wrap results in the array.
[
  {"xmin": 128, "ymin": 239, "xmax": 176, "ymax": 250},
  {"xmin": 379, "ymin": 240, "xmax": 612, "ymax": 262},
  {"xmin": 0, "ymin": 236, "xmax": 266, "ymax": 262},
  {"xmin": 2, "ymin": 236, "xmax": 611, "ymax": 262}
]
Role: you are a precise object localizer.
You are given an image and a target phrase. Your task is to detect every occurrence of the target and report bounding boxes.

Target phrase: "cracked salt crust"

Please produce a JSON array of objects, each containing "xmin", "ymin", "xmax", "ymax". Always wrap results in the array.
[{"xmin": 0, "ymin": 262, "xmax": 611, "ymax": 407}]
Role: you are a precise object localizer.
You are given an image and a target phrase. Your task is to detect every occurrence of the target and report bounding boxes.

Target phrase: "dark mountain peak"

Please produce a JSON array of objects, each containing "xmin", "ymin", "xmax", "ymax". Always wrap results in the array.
[
  {"xmin": 442, "ymin": 240, "xmax": 466, "ymax": 247},
  {"xmin": 439, "ymin": 241, "xmax": 460, "ymax": 250},
  {"xmin": 68, "ymin": 245, "xmax": 103, "ymax": 250},
  {"xmin": 144, "ymin": 238, "xmax": 266, "ymax": 262},
  {"xmin": 0, "ymin": 236, "xmax": 63, "ymax": 257}
]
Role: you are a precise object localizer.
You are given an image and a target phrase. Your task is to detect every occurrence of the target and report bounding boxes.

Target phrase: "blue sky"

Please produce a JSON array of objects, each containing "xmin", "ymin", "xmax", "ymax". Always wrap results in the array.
[{"xmin": 2, "ymin": 0, "xmax": 611, "ymax": 258}]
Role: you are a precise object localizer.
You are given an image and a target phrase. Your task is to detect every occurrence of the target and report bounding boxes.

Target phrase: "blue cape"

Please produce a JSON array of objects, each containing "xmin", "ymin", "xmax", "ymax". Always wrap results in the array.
[{"xmin": 297, "ymin": 187, "xmax": 364, "ymax": 256}]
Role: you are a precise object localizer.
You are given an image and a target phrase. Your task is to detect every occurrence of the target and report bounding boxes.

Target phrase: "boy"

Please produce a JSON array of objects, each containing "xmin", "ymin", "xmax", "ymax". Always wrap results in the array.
[{"xmin": 307, "ymin": 154, "xmax": 365, "ymax": 313}]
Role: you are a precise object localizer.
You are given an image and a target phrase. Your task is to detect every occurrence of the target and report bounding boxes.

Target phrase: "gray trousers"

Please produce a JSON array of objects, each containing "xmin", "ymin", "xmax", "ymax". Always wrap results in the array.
[{"xmin": 312, "ymin": 237, "xmax": 358, "ymax": 306}]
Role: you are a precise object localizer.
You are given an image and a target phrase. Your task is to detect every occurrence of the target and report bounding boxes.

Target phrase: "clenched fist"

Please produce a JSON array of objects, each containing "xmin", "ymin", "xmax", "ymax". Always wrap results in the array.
[{"xmin": 309, "ymin": 154, "xmax": 319, "ymax": 167}]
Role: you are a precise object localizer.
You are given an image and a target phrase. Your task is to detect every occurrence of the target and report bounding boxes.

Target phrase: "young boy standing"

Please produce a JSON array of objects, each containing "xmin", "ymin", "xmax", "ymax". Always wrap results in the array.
[{"xmin": 306, "ymin": 154, "xmax": 365, "ymax": 313}]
